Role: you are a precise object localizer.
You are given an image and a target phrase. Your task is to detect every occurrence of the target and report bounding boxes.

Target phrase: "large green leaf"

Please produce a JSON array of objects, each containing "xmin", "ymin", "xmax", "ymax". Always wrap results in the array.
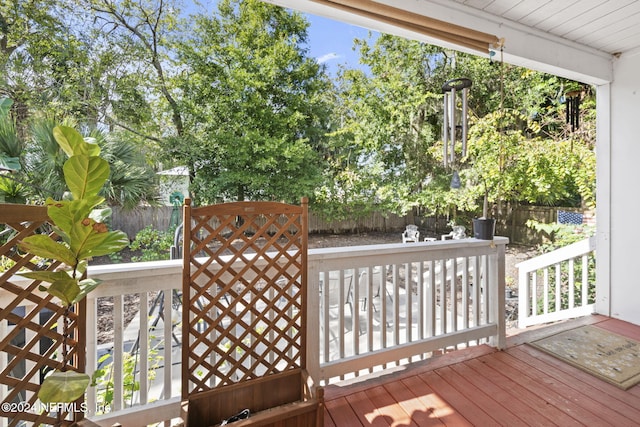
[
  {"xmin": 73, "ymin": 278, "xmax": 103, "ymax": 304},
  {"xmin": 78, "ymin": 230, "xmax": 129, "ymax": 259},
  {"xmin": 46, "ymin": 198, "xmax": 81, "ymax": 237},
  {"xmin": 18, "ymin": 235, "xmax": 76, "ymax": 266},
  {"xmin": 89, "ymin": 207, "xmax": 113, "ymax": 223},
  {"xmin": 45, "ymin": 277, "xmax": 81, "ymax": 306},
  {"xmin": 19, "ymin": 270, "xmax": 72, "ymax": 285},
  {"xmin": 68, "ymin": 215, "xmax": 95, "ymax": 256},
  {"xmin": 38, "ymin": 371, "xmax": 90, "ymax": 403},
  {"xmin": 53, "ymin": 126, "xmax": 86, "ymax": 157},
  {"xmin": 63, "ymin": 155, "xmax": 109, "ymax": 200},
  {"xmin": 68, "ymin": 215, "xmax": 128, "ymax": 260},
  {"xmin": 53, "ymin": 126, "xmax": 100, "ymax": 157},
  {"xmin": 47, "ymin": 198, "xmax": 104, "ymax": 238}
]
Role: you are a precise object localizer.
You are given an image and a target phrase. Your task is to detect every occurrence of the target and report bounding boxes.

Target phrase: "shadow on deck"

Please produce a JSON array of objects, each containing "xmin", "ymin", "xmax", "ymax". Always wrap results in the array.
[{"xmin": 322, "ymin": 314, "xmax": 640, "ymax": 426}]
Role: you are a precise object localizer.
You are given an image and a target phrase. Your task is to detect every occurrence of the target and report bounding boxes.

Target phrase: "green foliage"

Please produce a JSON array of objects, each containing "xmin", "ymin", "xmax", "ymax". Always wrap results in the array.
[
  {"xmin": 324, "ymin": 35, "xmax": 447, "ymax": 218},
  {"xmin": 527, "ymin": 219, "xmax": 595, "ymax": 254},
  {"xmin": 0, "ymin": 176, "xmax": 25, "ymax": 203},
  {"xmin": 9, "ymin": 117, "xmax": 157, "ymax": 206},
  {"xmin": 130, "ymin": 225, "xmax": 175, "ymax": 262},
  {"xmin": 37, "ymin": 371, "xmax": 91, "ymax": 405},
  {"xmin": 87, "ymin": 129, "xmax": 159, "ymax": 209},
  {"xmin": 0, "ymin": 98, "xmax": 21, "ymax": 172},
  {"xmin": 91, "ymin": 346, "xmax": 161, "ymax": 413},
  {"xmin": 18, "ymin": 125, "xmax": 128, "ymax": 404},
  {"xmin": 1, "ymin": 1, "xmax": 597, "ymax": 219},
  {"xmin": 172, "ymin": 0, "xmax": 329, "ymax": 203}
]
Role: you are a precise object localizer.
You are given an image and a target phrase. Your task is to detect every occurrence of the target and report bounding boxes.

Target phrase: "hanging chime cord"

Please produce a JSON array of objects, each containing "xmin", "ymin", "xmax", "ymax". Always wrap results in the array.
[{"xmin": 499, "ymin": 46, "xmax": 505, "ymax": 173}]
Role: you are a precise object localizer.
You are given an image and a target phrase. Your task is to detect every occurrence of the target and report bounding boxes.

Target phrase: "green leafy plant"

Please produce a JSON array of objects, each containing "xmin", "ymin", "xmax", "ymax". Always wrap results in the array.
[
  {"xmin": 129, "ymin": 225, "xmax": 175, "ymax": 262},
  {"xmin": 91, "ymin": 342, "xmax": 161, "ymax": 413},
  {"xmin": 18, "ymin": 126, "xmax": 128, "ymax": 405}
]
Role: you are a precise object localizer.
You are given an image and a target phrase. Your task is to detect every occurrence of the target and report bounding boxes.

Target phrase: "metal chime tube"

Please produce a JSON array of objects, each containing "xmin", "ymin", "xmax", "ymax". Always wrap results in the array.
[
  {"xmin": 442, "ymin": 77, "xmax": 472, "ymax": 171},
  {"xmin": 573, "ymin": 96, "xmax": 580, "ymax": 131},
  {"xmin": 462, "ymin": 87, "xmax": 469, "ymax": 157},
  {"xmin": 450, "ymin": 87, "xmax": 456, "ymax": 164},
  {"xmin": 443, "ymin": 92, "xmax": 449, "ymax": 167}
]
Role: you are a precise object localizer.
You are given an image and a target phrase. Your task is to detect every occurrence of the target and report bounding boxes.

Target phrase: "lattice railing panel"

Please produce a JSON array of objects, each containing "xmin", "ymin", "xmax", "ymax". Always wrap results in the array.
[
  {"xmin": 0, "ymin": 204, "xmax": 85, "ymax": 426},
  {"xmin": 182, "ymin": 199, "xmax": 308, "ymax": 398}
]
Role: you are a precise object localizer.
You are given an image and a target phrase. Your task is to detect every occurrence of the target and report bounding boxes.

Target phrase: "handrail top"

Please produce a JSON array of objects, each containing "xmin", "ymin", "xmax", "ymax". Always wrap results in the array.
[
  {"xmin": 87, "ymin": 258, "xmax": 182, "ymax": 275},
  {"xmin": 5, "ymin": 237, "xmax": 508, "ymax": 287},
  {"xmin": 516, "ymin": 235, "xmax": 595, "ymax": 270},
  {"xmin": 309, "ymin": 236, "xmax": 508, "ymax": 259}
]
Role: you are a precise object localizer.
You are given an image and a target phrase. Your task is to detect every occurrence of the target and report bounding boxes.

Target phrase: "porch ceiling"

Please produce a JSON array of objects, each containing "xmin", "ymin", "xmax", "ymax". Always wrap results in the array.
[
  {"xmin": 452, "ymin": 0, "xmax": 640, "ymax": 57},
  {"xmin": 261, "ymin": 0, "xmax": 640, "ymax": 84}
]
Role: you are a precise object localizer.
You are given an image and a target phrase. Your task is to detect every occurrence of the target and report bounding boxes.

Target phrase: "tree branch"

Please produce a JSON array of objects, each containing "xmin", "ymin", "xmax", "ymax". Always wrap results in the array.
[{"xmin": 106, "ymin": 115, "xmax": 162, "ymax": 143}]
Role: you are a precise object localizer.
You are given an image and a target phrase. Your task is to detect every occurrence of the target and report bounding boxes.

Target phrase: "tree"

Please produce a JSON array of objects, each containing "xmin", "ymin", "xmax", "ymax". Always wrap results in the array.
[
  {"xmin": 22, "ymin": 118, "xmax": 158, "ymax": 207},
  {"xmin": 327, "ymin": 33, "xmax": 596, "ymax": 221},
  {"xmin": 324, "ymin": 34, "xmax": 452, "ymax": 218},
  {"xmin": 171, "ymin": 0, "xmax": 331, "ymax": 203},
  {"xmin": 83, "ymin": 0, "xmax": 184, "ymax": 139}
]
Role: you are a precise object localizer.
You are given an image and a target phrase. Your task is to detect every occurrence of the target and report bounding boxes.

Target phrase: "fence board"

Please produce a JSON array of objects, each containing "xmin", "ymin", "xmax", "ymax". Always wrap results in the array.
[{"xmin": 111, "ymin": 205, "xmax": 594, "ymax": 246}]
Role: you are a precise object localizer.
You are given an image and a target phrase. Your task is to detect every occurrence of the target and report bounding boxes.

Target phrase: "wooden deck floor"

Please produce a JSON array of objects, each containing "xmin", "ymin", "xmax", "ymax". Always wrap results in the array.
[{"xmin": 322, "ymin": 315, "xmax": 640, "ymax": 426}]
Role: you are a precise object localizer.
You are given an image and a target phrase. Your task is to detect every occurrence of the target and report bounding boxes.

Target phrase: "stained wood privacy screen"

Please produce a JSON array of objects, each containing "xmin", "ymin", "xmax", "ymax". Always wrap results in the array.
[
  {"xmin": 0, "ymin": 204, "xmax": 85, "ymax": 426},
  {"xmin": 181, "ymin": 198, "xmax": 309, "ymax": 398}
]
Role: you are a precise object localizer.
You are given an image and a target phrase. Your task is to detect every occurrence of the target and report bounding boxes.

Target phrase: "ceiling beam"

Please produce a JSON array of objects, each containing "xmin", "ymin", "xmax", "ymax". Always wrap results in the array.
[{"xmin": 309, "ymin": 0, "xmax": 500, "ymax": 53}]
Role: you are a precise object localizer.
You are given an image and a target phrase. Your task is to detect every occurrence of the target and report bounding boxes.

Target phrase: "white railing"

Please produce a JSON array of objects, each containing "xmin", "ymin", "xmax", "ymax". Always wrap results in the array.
[
  {"xmin": 65, "ymin": 238, "xmax": 507, "ymax": 426},
  {"xmin": 307, "ymin": 238, "xmax": 508, "ymax": 383},
  {"xmin": 84, "ymin": 260, "xmax": 183, "ymax": 426},
  {"xmin": 517, "ymin": 236, "xmax": 596, "ymax": 328}
]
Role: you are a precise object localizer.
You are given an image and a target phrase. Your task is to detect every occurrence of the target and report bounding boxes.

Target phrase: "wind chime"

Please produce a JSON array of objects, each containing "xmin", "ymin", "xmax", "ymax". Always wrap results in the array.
[
  {"xmin": 565, "ymin": 90, "xmax": 581, "ymax": 132},
  {"xmin": 442, "ymin": 77, "xmax": 472, "ymax": 188}
]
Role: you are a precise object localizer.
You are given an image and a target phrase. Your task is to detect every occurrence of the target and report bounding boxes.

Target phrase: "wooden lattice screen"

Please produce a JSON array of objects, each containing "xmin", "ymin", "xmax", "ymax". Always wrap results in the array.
[
  {"xmin": 0, "ymin": 204, "xmax": 85, "ymax": 426},
  {"xmin": 181, "ymin": 198, "xmax": 309, "ymax": 399}
]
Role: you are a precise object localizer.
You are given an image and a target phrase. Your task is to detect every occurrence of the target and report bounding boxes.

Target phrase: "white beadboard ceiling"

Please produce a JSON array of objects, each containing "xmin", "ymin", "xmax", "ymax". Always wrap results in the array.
[{"xmin": 453, "ymin": 0, "xmax": 640, "ymax": 56}]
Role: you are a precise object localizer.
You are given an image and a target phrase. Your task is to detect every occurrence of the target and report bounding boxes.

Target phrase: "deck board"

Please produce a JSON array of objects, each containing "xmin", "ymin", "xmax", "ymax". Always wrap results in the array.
[
  {"xmin": 464, "ymin": 357, "xmax": 582, "ymax": 426},
  {"xmin": 450, "ymin": 360, "xmax": 558, "ymax": 427},
  {"xmin": 381, "ymin": 380, "xmax": 445, "ymax": 426},
  {"xmin": 399, "ymin": 376, "xmax": 472, "ymax": 427},
  {"xmin": 323, "ymin": 316, "xmax": 640, "ymax": 426},
  {"xmin": 417, "ymin": 371, "xmax": 499, "ymax": 426},
  {"xmin": 345, "ymin": 391, "xmax": 389, "ymax": 426},
  {"xmin": 511, "ymin": 345, "xmax": 640, "ymax": 419},
  {"xmin": 433, "ymin": 366, "xmax": 528, "ymax": 426},
  {"xmin": 364, "ymin": 385, "xmax": 418, "ymax": 427}
]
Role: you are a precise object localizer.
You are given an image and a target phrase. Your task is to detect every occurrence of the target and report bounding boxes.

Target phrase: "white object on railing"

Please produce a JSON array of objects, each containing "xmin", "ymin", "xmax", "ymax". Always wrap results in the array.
[{"xmin": 517, "ymin": 236, "xmax": 596, "ymax": 328}]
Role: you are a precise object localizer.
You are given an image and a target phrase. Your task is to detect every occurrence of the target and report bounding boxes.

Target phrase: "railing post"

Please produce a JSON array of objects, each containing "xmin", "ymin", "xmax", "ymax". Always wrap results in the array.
[
  {"xmin": 85, "ymin": 296, "xmax": 98, "ymax": 416},
  {"xmin": 489, "ymin": 242, "xmax": 506, "ymax": 349},
  {"xmin": 518, "ymin": 267, "xmax": 530, "ymax": 330},
  {"xmin": 307, "ymin": 260, "xmax": 321, "ymax": 385}
]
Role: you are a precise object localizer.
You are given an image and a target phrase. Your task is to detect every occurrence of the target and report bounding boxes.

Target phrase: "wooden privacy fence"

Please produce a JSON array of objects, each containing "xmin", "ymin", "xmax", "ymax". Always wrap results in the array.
[
  {"xmin": 0, "ymin": 204, "xmax": 86, "ymax": 426},
  {"xmin": 111, "ymin": 205, "xmax": 595, "ymax": 244},
  {"xmin": 111, "ymin": 206, "xmax": 408, "ymax": 239}
]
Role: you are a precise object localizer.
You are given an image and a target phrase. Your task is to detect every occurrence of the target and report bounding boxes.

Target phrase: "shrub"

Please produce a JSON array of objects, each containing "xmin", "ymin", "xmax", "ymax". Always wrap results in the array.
[{"xmin": 129, "ymin": 225, "xmax": 175, "ymax": 262}]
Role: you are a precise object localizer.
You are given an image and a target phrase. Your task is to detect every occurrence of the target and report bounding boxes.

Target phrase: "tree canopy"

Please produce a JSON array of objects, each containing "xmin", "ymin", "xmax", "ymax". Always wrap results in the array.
[{"xmin": 0, "ymin": 0, "xmax": 596, "ymax": 221}]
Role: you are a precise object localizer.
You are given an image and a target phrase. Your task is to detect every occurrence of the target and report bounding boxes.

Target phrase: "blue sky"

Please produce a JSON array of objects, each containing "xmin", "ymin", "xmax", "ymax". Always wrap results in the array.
[{"xmin": 304, "ymin": 14, "xmax": 377, "ymax": 75}]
